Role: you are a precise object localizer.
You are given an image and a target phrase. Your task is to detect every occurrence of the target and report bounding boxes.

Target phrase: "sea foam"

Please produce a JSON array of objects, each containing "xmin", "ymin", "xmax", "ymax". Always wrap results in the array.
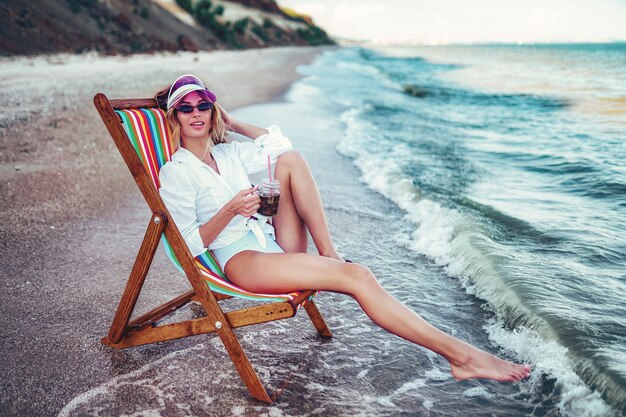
[{"xmin": 335, "ymin": 104, "xmax": 617, "ymax": 417}]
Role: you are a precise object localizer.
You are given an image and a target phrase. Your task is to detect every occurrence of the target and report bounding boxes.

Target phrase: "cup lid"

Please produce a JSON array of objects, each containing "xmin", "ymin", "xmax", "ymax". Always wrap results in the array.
[{"xmin": 262, "ymin": 179, "xmax": 280, "ymax": 188}]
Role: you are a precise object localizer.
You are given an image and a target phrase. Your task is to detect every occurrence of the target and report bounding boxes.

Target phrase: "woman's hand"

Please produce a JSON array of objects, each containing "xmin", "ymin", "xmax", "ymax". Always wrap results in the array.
[
  {"xmin": 218, "ymin": 105, "xmax": 268, "ymax": 139},
  {"xmin": 198, "ymin": 187, "xmax": 259, "ymax": 247},
  {"xmin": 227, "ymin": 187, "xmax": 260, "ymax": 218}
]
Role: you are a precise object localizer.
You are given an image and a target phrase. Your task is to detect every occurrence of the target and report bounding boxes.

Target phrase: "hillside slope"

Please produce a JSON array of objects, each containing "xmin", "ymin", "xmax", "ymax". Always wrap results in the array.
[{"xmin": 0, "ymin": 0, "xmax": 333, "ymax": 56}]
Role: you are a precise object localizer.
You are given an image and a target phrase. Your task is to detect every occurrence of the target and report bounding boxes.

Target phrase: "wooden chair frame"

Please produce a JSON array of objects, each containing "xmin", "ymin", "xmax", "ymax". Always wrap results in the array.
[{"xmin": 93, "ymin": 93, "xmax": 332, "ymax": 403}]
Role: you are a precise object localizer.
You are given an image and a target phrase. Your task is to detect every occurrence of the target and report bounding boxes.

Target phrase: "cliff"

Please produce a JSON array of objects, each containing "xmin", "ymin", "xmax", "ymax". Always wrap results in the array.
[{"xmin": 0, "ymin": 0, "xmax": 334, "ymax": 56}]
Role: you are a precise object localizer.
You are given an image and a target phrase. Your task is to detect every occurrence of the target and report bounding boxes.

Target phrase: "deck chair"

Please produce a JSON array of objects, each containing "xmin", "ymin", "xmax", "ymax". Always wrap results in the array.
[{"xmin": 93, "ymin": 93, "xmax": 332, "ymax": 403}]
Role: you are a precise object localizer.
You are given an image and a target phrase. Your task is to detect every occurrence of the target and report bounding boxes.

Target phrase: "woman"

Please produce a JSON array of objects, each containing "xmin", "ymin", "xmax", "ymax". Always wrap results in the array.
[{"xmin": 156, "ymin": 74, "xmax": 530, "ymax": 383}]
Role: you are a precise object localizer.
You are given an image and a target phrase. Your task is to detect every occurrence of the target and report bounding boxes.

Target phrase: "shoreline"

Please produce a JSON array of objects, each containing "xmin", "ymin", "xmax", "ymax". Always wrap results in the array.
[
  {"xmin": 3, "ymin": 43, "xmax": 620, "ymax": 416},
  {"xmin": 51, "ymin": 60, "xmax": 542, "ymax": 416},
  {"xmin": 0, "ymin": 46, "xmax": 329, "ymax": 416}
]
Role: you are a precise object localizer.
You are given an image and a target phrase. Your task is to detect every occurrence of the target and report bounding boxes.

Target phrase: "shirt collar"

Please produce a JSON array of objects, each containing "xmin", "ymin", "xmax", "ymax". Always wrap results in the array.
[{"xmin": 171, "ymin": 147, "xmax": 208, "ymax": 167}]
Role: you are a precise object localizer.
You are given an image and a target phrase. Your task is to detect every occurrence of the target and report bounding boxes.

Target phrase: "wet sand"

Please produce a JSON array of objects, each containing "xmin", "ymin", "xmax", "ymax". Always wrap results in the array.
[{"xmin": 0, "ymin": 46, "xmax": 330, "ymax": 417}]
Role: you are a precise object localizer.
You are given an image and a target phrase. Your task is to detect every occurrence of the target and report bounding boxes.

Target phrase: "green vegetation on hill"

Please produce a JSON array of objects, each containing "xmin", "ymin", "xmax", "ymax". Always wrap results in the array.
[
  {"xmin": 176, "ymin": 0, "xmax": 333, "ymax": 49},
  {"xmin": 0, "ymin": 0, "xmax": 333, "ymax": 56},
  {"xmin": 66, "ymin": 0, "xmax": 97, "ymax": 14}
]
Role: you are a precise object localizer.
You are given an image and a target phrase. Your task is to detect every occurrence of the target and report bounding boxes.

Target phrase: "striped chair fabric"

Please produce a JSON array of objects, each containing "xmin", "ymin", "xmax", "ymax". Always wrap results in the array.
[{"xmin": 115, "ymin": 108, "xmax": 300, "ymax": 302}]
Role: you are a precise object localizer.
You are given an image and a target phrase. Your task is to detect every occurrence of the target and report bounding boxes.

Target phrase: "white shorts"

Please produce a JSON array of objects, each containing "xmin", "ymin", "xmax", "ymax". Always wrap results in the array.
[{"xmin": 212, "ymin": 231, "xmax": 284, "ymax": 270}]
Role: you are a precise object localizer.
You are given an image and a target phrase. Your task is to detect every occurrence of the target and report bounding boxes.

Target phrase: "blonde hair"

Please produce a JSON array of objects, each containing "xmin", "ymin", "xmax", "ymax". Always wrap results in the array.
[{"xmin": 154, "ymin": 85, "xmax": 227, "ymax": 152}]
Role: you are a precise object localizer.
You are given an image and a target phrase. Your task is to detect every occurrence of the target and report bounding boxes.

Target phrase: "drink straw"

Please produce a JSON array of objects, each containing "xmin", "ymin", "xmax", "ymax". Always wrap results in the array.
[{"xmin": 267, "ymin": 155, "xmax": 274, "ymax": 196}]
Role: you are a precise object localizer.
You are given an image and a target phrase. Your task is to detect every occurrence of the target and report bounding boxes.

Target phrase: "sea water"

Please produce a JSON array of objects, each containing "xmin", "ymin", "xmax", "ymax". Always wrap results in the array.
[
  {"xmin": 293, "ymin": 44, "xmax": 625, "ymax": 416},
  {"xmin": 59, "ymin": 45, "xmax": 625, "ymax": 416}
]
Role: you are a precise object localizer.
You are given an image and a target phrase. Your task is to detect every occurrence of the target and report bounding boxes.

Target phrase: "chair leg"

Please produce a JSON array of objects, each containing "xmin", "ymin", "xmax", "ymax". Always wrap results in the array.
[
  {"xmin": 304, "ymin": 300, "xmax": 333, "ymax": 338},
  {"xmin": 107, "ymin": 212, "xmax": 166, "ymax": 343},
  {"xmin": 214, "ymin": 322, "xmax": 273, "ymax": 403}
]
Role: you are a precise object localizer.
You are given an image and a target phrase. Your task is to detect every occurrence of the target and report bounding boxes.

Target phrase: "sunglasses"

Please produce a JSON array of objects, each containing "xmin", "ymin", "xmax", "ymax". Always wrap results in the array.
[{"xmin": 176, "ymin": 102, "xmax": 214, "ymax": 113}]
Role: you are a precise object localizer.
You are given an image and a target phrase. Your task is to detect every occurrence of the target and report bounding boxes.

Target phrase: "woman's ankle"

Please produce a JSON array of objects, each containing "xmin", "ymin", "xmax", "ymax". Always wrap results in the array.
[{"xmin": 318, "ymin": 248, "xmax": 344, "ymax": 261}]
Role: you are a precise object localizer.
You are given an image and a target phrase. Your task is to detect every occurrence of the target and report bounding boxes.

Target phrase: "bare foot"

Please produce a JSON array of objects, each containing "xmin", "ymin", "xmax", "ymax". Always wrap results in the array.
[{"xmin": 449, "ymin": 347, "xmax": 531, "ymax": 382}]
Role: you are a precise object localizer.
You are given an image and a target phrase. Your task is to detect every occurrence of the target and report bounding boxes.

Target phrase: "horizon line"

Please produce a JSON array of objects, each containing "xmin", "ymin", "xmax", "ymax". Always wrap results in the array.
[{"xmin": 336, "ymin": 38, "xmax": 626, "ymax": 47}]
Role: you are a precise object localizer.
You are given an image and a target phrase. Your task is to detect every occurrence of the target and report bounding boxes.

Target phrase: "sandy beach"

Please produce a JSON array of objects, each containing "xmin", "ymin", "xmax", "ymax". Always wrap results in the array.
[{"xmin": 0, "ymin": 46, "xmax": 330, "ymax": 416}]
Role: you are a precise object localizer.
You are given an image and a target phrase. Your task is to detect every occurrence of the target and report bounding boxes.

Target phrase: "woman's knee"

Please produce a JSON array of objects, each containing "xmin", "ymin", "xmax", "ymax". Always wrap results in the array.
[
  {"xmin": 276, "ymin": 151, "xmax": 308, "ymax": 171},
  {"xmin": 343, "ymin": 262, "xmax": 379, "ymax": 293}
]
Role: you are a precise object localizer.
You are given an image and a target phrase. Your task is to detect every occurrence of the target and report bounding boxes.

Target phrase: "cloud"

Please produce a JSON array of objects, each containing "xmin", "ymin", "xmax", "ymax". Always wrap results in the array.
[{"xmin": 278, "ymin": 0, "xmax": 626, "ymax": 43}]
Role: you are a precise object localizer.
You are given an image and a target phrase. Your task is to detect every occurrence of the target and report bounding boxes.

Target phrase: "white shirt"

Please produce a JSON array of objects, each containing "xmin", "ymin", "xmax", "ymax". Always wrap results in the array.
[{"xmin": 159, "ymin": 125, "xmax": 292, "ymax": 257}]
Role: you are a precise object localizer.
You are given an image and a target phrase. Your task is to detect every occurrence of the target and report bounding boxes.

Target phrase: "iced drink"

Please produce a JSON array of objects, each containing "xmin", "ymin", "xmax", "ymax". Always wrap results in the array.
[{"xmin": 258, "ymin": 179, "xmax": 280, "ymax": 216}]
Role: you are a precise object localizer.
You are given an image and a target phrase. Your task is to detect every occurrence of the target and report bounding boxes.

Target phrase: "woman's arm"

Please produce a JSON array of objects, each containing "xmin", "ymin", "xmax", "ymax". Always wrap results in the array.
[
  {"xmin": 197, "ymin": 187, "xmax": 260, "ymax": 247},
  {"xmin": 221, "ymin": 106, "xmax": 268, "ymax": 140},
  {"xmin": 160, "ymin": 163, "xmax": 261, "ymax": 256}
]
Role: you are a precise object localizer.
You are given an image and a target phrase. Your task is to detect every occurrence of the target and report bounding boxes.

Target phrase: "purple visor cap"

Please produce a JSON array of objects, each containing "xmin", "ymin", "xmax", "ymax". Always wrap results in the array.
[{"xmin": 167, "ymin": 74, "xmax": 217, "ymax": 110}]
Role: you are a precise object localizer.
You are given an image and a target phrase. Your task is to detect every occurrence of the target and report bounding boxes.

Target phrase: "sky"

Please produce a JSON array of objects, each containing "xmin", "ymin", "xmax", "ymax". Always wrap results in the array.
[{"xmin": 278, "ymin": 0, "xmax": 626, "ymax": 44}]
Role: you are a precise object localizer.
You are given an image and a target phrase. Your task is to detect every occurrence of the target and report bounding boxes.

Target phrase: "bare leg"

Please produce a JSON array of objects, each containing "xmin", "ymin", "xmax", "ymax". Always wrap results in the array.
[
  {"xmin": 225, "ymin": 252, "xmax": 531, "ymax": 382},
  {"xmin": 273, "ymin": 152, "xmax": 343, "ymax": 260}
]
